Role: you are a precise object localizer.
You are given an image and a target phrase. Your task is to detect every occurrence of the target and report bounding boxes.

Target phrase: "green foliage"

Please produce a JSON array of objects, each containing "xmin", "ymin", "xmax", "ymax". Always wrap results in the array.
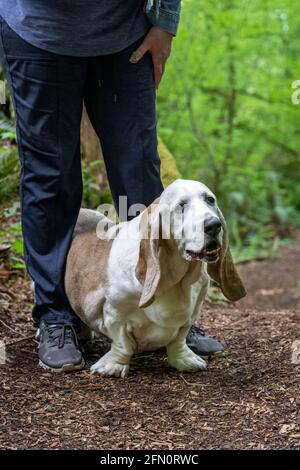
[
  {"xmin": 0, "ymin": 111, "xmax": 16, "ymax": 140},
  {"xmin": 81, "ymin": 159, "xmax": 113, "ymax": 207},
  {"xmin": 158, "ymin": 0, "xmax": 300, "ymax": 253},
  {"xmin": 0, "ymin": 207, "xmax": 25, "ymax": 271},
  {"xmin": 158, "ymin": 137, "xmax": 182, "ymax": 186},
  {"xmin": 0, "ymin": 147, "xmax": 19, "ymax": 204},
  {"xmin": 3, "ymin": 200, "xmax": 20, "ymax": 218},
  {"xmin": 0, "ymin": 107, "xmax": 19, "ymax": 204}
]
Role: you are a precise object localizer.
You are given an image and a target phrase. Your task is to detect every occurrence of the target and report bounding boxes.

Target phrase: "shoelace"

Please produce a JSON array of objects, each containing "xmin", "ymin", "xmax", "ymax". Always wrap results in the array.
[
  {"xmin": 46, "ymin": 324, "xmax": 79, "ymax": 349},
  {"xmin": 190, "ymin": 325, "xmax": 206, "ymax": 337},
  {"xmin": 198, "ymin": 328, "xmax": 206, "ymax": 337}
]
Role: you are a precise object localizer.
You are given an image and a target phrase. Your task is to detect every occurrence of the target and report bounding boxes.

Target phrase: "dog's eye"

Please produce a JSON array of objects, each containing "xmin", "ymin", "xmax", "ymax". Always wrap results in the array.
[
  {"xmin": 177, "ymin": 201, "xmax": 187, "ymax": 209},
  {"xmin": 206, "ymin": 195, "xmax": 215, "ymax": 205}
]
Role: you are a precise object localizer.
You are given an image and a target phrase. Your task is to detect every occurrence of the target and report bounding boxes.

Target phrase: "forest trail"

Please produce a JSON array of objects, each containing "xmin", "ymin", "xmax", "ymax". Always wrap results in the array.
[{"xmin": 1, "ymin": 232, "xmax": 300, "ymax": 450}]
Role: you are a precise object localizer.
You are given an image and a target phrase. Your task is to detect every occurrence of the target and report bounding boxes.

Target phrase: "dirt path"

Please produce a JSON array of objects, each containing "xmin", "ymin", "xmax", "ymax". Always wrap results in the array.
[{"xmin": 0, "ymin": 232, "xmax": 300, "ymax": 450}]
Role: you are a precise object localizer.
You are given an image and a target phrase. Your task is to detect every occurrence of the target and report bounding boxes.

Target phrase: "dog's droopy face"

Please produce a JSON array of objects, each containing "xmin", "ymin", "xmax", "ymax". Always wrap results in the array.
[
  {"xmin": 156, "ymin": 179, "xmax": 223, "ymax": 263},
  {"xmin": 137, "ymin": 178, "xmax": 246, "ymax": 308}
]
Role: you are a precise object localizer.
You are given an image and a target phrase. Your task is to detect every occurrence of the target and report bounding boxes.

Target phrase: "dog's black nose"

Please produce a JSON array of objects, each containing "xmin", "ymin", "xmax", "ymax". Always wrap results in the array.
[{"xmin": 204, "ymin": 217, "xmax": 222, "ymax": 237}]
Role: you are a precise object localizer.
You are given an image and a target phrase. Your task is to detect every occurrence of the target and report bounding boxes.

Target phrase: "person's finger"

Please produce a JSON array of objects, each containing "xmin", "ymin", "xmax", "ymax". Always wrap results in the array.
[
  {"xmin": 129, "ymin": 41, "xmax": 149, "ymax": 63},
  {"xmin": 153, "ymin": 57, "xmax": 164, "ymax": 88}
]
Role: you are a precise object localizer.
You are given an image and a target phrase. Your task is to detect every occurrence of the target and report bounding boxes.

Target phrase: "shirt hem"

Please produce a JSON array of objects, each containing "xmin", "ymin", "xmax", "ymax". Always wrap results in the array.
[{"xmin": 0, "ymin": 14, "xmax": 151, "ymax": 57}]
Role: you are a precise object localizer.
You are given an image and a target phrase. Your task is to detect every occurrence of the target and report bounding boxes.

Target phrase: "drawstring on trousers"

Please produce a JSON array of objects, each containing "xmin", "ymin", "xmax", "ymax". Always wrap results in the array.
[{"xmin": 113, "ymin": 53, "xmax": 118, "ymax": 104}]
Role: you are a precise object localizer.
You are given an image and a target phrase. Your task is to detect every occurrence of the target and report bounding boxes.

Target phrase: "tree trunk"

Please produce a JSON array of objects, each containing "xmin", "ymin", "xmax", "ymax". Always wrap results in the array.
[{"xmin": 80, "ymin": 106, "xmax": 109, "ymax": 191}]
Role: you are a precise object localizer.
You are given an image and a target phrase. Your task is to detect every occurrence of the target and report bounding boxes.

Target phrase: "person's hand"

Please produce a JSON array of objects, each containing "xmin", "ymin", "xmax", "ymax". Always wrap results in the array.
[{"xmin": 129, "ymin": 27, "xmax": 173, "ymax": 88}]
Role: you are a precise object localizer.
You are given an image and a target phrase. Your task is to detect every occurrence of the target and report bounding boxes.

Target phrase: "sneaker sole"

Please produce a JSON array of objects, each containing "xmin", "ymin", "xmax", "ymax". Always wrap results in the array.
[
  {"xmin": 202, "ymin": 350, "xmax": 224, "ymax": 360},
  {"xmin": 190, "ymin": 349, "xmax": 224, "ymax": 360},
  {"xmin": 38, "ymin": 357, "xmax": 85, "ymax": 373}
]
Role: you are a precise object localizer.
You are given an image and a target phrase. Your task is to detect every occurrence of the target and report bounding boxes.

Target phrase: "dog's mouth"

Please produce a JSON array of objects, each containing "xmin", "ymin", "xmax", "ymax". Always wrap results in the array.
[{"xmin": 185, "ymin": 242, "xmax": 221, "ymax": 263}]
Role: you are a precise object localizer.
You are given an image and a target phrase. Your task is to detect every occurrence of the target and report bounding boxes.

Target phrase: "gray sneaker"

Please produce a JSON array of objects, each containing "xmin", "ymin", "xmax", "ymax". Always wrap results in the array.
[
  {"xmin": 38, "ymin": 321, "xmax": 85, "ymax": 372},
  {"xmin": 186, "ymin": 325, "xmax": 224, "ymax": 359}
]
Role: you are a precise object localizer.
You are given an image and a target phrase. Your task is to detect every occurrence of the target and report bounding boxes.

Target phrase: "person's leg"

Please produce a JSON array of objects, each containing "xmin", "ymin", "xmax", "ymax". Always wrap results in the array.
[
  {"xmin": 0, "ymin": 18, "xmax": 86, "ymax": 327},
  {"xmin": 84, "ymin": 35, "xmax": 164, "ymax": 220}
]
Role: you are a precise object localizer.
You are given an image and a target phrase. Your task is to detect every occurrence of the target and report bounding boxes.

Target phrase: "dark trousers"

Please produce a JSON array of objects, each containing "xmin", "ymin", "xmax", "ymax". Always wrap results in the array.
[{"xmin": 0, "ymin": 18, "xmax": 163, "ymax": 325}]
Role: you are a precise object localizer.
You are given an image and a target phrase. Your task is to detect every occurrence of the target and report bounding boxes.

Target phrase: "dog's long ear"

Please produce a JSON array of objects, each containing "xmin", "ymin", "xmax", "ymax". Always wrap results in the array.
[
  {"xmin": 207, "ymin": 209, "xmax": 246, "ymax": 302},
  {"xmin": 135, "ymin": 200, "xmax": 161, "ymax": 308}
]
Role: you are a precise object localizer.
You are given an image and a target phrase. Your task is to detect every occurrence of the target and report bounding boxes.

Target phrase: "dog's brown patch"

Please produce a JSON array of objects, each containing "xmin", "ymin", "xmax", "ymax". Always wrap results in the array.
[{"xmin": 65, "ymin": 227, "xmax": 112, "ymax": 316}]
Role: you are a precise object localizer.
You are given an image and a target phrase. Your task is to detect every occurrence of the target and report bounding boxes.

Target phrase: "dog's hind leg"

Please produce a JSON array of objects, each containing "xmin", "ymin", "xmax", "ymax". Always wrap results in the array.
[
  {"xmin": 167, "ymin": 323, "xmax": 207, "ymax": 372},
  {"xmin": 90, "ymin": 324, "xmax": 135, "ymax": 378}
]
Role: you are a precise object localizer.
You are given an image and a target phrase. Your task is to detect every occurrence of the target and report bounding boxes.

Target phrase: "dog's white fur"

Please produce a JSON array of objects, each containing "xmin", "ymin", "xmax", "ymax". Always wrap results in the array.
[{"xmin": 65, "ymin": 179, "xmax": 246, "ymax": 377}]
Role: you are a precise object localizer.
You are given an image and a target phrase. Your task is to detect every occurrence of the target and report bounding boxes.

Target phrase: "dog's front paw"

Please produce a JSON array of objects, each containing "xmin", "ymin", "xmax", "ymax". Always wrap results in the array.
[
  {"xmin": 168, "ymin": 347, "xmax": 207, "ymax": 372},
  {"xmin": 90, "ymin": 352, "xmax": 129, "ymax": 378}
]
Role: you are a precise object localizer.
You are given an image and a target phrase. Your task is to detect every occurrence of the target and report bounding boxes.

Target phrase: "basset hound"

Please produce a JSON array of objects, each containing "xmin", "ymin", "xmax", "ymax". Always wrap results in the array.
[{"xmin": 65, "ymin": 179, "xmax": 246, "ymax": 377}]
